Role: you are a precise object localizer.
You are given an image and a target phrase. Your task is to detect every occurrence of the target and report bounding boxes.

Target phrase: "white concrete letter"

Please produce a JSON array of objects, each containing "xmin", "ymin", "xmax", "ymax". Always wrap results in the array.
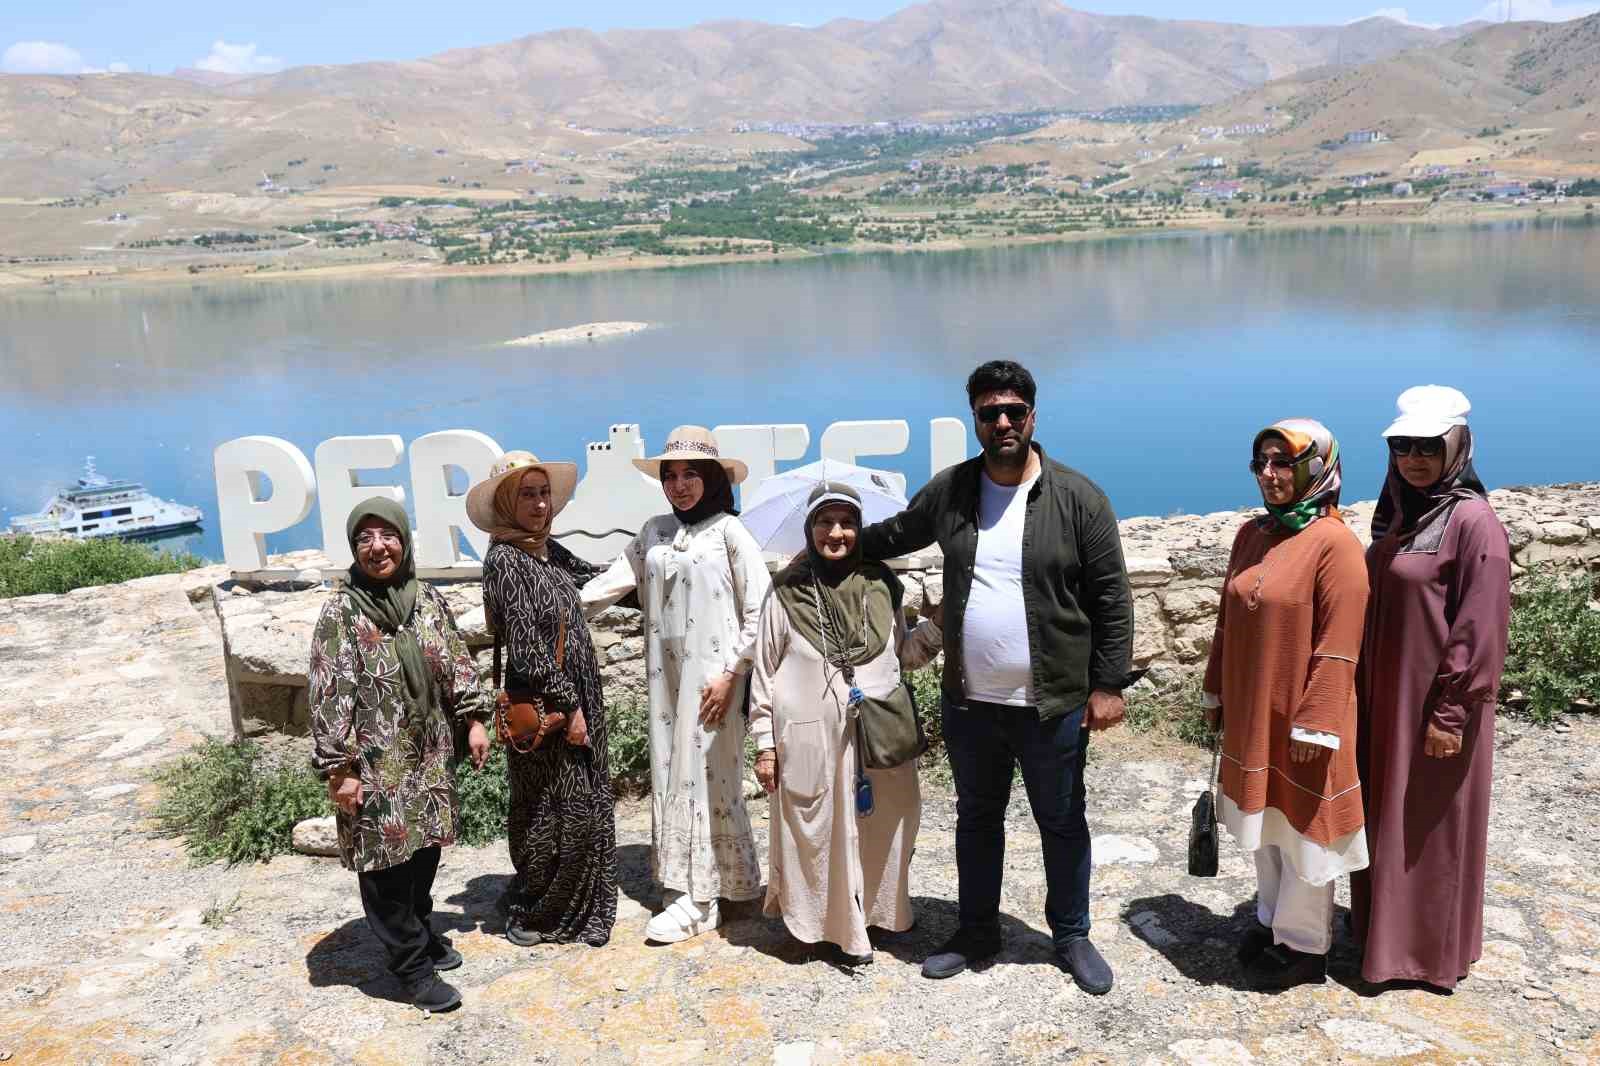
[
  {"xmin": 411, "ymin": 430, "xmax": 503, "ymax": 569},
  {"xmin": 553, "ymin": 424, "xmax": 668, "ymax": 564},
  {"xmin": 713, "ymin": 423, "xmax": 810, "ymax": 505},
  {"xmin": 212, "ymin": 436, "xmax": 316, "ymax": 571},
  {"xmin": 315, "ymin": 436, "xmax": 405, "ymax": 569},
  {"xmin": 929, "ymin": 417, "xmax": 970, "ymax": 479},
  {"xmin": 819, "ymin": 420, "xmax": 911, "ymax": 497}
]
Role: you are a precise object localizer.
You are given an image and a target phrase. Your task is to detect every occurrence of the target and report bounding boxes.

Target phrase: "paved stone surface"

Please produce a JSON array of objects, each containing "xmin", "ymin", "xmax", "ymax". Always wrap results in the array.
[{"xmin": 2, "ymin": 566, "xmax": 1599, "ymax": 1064}]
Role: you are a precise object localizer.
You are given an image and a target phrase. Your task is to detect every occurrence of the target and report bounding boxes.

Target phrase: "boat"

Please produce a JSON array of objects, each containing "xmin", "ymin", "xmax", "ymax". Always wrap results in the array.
[{"xmin": 7, "ymin": 458, "xmax": 203, "ymax": 540}]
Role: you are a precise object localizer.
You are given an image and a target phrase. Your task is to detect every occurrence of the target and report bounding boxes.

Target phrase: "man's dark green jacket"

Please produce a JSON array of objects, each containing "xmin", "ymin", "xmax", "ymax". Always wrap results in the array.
[{"xmin": 860, "ymin": 445, "xmax": 1134, "ymax": 720}]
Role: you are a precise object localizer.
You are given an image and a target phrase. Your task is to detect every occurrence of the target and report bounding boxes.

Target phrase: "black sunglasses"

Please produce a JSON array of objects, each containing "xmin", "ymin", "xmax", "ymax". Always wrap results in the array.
[
  {"xmin": 1248, "ymin": 455, "xmax": 1298, "ymax": 476},
  {"xmin": 975, "ymin": 402, "xmax": 1032, "ymax": 424},
  {"xmin": 1387, "ymin": 436, "xmax": 1445, "ymax": 458}
]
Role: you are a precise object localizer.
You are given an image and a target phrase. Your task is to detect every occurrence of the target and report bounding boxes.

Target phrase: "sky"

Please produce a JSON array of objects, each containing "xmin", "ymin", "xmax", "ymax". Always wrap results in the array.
[{"xmin": 3, "ymin": 0, "xmax": 1597, "ymax": 77}]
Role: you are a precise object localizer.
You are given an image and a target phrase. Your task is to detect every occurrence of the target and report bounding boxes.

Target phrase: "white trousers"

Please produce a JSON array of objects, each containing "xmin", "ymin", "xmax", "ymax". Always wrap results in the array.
[{"xmin": 1254, "ymin": 845, "xmax": 1334, "ymax": 955}]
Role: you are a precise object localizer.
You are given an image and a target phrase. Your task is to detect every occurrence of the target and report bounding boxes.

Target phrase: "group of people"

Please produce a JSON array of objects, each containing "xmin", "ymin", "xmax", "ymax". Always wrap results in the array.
[{"xmin": 307, "ymin": 361, "xmax": 1510, "ymax": 1015}]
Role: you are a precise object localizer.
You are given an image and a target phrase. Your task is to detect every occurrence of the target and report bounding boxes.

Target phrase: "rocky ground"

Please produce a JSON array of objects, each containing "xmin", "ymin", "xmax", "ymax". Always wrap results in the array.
[{"xmin": 2, "ymin": 572, "xmax": 1599, "ymax": 1066}]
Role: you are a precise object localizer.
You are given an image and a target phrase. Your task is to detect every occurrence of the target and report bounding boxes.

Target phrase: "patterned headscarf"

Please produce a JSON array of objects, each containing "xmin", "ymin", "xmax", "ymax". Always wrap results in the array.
[
  {"xmin": 1253, "ymin": 419, "xmax": 1343, "ymax": 533},
  {"xmin": 1371, "ymin": 424, "xmax": 1487, "ymax": 544}
]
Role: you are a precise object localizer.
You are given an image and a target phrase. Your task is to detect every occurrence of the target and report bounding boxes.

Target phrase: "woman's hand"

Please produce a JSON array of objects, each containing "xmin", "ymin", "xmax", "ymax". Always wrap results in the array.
[
  {"xmin": 754, "ymin": 749, "xmax": 779, "ymax": 794},
  {"xmin": 467, "ymin": 720, "xmax": 490, "ymax": 770},
  {"xmin": 1424, "ymin": 722, "xmax": 1463, "ymax": 758},
  {"xmin": 1288, "ymin": 739, "xmax": 1323, "ymax": 764},
  {"xmin": 565, "ymin": 707, "xmax": 591, "ymax": 748},
  {"xmin": 329, "ymin": 770, "xmax": 362, "ymax": 816},
  {"xmin": 699, "ymin": 670, "xmax": 737, "ymax": 727}
]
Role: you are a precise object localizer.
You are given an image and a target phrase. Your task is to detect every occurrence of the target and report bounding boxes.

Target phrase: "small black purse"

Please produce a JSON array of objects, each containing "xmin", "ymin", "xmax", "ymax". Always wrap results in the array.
[{"xmin": 1188, "ymin": 733, "xmax": 1221, "ymax": 877}]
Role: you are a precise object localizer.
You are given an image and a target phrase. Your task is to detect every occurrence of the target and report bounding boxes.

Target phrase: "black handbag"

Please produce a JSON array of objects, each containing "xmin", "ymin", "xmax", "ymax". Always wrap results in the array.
[
  {"xmin": 854, "ymin": 679, "xmax": 929, "ymax": 770},
  {"xmin": 1188, "ymin": 733, "xmax": 1221, "ymax": 877}
]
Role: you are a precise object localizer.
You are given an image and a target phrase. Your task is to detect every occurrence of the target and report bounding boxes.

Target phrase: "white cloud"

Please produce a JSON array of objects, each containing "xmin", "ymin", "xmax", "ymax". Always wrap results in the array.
[
  {"xmin": 1358, "ymin": 8, "xmax": 1444, "ymax": 27},
  {"xmin": 2, "ymin": 41, "xmax": 92, "ymax": 74},
  {"xmin": 193, "ymin": 40, "xmax": 284, "ymax": 76},
  {"xmin": 1469, "ymin": 0, "xmax": 1600, "ymax": 20}
]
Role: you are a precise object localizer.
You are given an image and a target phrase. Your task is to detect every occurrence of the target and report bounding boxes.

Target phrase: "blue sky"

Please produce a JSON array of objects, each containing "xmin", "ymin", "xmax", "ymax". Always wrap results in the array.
[{"xmin": 3, "ymin": 0, "xmax": 1596, "ymax": 76}]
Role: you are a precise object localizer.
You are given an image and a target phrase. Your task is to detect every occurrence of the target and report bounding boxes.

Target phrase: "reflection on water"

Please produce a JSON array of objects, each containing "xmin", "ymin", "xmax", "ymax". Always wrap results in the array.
[{"xmin": 3, "ymin": 220, "xmax": 1598, "ymax": 562}]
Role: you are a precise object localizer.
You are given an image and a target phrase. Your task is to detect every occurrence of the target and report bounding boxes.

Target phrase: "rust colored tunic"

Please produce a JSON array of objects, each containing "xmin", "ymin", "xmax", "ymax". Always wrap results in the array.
[
  {"xmin": 1203, "ymin": 515, "xmax": 1370, "ymax": 846},
  {"xmin": 1352, "ymin": 498, "xmax": 1510, "ymax": 989}
]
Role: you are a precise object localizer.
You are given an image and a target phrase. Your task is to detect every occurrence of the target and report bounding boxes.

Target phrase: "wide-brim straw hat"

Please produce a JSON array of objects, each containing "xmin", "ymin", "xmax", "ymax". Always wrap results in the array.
[
  {"xmin": 465, "ymin": 451, "xmax": 580, "ymax": 533},
  {"xmin": 632, "ymin": 425, "xmax": 748, "ymax": 485}
]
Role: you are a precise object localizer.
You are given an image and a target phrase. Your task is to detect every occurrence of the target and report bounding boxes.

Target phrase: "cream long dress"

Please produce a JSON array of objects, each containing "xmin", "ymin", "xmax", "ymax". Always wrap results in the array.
[
  {"xmin": 749, "ymin": 597, "xmax": 943, "ymax": 956},
  {"xmin": 581, "ymin": 512, "xmax": 771, "ymax": 903}
]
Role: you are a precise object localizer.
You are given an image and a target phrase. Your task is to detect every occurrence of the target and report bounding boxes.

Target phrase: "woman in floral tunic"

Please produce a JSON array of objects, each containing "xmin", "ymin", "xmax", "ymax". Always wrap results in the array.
[
  {"xmin": 582, "ymin": 426, "xmax": 771, "ymax": 943},
  {"xmin": 309, "ymin": 496, "xmax": 490, "ymax": 1013},
  {"xmin": 468, "ymin": 451, "xmax": 618, "ymax": 948}
]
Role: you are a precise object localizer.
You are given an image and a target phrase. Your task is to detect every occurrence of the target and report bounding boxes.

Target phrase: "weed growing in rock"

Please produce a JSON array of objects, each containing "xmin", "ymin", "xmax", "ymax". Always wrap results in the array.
[
  {"xmin": 1503, "ymin": 569, "xmax": 1600, "ymax": 724},
  {"xmin": 202, "ymin": 892, "xmax": 242, "ymax": 928},
  {"xmin": 606, "ymin": 694, "xmax": 653, "ymax": 793},
  {"xmin": 1125, "ymin": 673, "xmax": 1214, "ymax": 748},
  {"xmin": 152, "ymin": 738, "xmax": 330, "ymax": 865},
  {"xmin": 0, "ymin": 534, "xmax": 202, "ymax": 598},
  {"xmin": 453, "ymin": 743, "xmax": 512, "ymax": 846}
]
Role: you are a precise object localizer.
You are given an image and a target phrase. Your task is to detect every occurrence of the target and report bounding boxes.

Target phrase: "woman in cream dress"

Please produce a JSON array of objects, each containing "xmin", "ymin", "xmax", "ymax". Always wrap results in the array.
[
  {"xmin": 582, "ymin": 426, "xmax": 771, "ymax": 942},
  {"xmin": 749, "ymin": 482, "xmax": 943, "ymax": 964}
]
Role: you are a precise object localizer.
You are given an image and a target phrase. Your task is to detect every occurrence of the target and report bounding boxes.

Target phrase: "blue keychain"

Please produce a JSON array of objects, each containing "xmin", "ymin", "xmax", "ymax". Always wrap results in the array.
[
  {"xmin": 855, "ymin": 772, "xmax": 875, "ymax": 817},
  {"xmin": 848, "ymin": 685, "xmax": 865, "ymax": 707}
]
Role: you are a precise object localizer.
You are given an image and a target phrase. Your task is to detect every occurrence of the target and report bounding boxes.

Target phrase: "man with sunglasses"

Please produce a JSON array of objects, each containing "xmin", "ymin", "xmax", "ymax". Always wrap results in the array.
[{"xmin": 859, "ymin": 359, "xmax": 1134, "ymax": 995}]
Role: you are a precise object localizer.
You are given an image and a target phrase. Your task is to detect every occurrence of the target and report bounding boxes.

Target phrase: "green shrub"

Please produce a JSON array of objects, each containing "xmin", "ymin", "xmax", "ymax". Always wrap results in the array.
[
  {"xmin": 152, "ymin": 738, "xmax": 330, "ymax": 865},
  {"xmin": 607, "ymin": 694, "xmax": 653, "ymax": 792},
  {"xmin": 1125, "ymin": 673, "xmax": 1214, "ymax": 748},
  {"xmin": 454, "ymin": 743, "xmax": 511, "ymax": 846},
  {"xmin": 1502, "ymin": 569, "xmax": 1600, "ymax": 724},
  {"xmin": 907, "ymin": 664, "xmax": 946, "ymax": 754},
  {"xmin": 0, "ymin": 534, "xmax": 201, "ymax": 598}
]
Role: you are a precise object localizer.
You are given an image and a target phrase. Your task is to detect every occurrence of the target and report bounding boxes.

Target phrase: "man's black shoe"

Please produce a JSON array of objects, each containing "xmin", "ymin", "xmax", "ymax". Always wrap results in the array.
[
  {"xmin": 1235, "ymin": 923, "xmax": 1273, "ymax": 966},
  {"xmin": 921, "ymin": 926, "xmax": 1002, "ymax": 980},
  {"xmin": 1245, "ymin": 944, "xmax": 1327, "ymax": 991},
  {"xmin": 429, "ymin": 945, "xmax": 463, "ymax": 971},
  {"xmin": 406, "ymin": 974, "xmax": 463, "ymax": 1013},
  {"xmin": 1057, "ymin": 937, "xmax": 1113, "ymax": 995}
]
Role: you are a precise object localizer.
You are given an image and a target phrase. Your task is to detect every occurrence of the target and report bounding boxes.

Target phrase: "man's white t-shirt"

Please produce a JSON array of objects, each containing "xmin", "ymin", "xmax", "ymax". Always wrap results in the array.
[{"xmin": 961, "ymin": 470, "xmax": 1039, "ymax": 706}]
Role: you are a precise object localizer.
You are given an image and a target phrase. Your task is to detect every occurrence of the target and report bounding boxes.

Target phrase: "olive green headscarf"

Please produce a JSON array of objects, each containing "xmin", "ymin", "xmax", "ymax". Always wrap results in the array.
[
  {"xmin": 772, "ymin": 483, "xmax": 901, "ymax": 669},
  {"xmin": 344, "ymin": 497, "xmax": 436, "ymax": 734}
]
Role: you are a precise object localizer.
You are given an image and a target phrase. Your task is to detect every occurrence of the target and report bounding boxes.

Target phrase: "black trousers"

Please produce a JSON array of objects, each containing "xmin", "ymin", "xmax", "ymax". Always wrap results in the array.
[
  {"xmin": 942, "ymin": 698, "xmax": 1092, "ymax": 952},
  {"xmin": 357, "ymin": 845, "xmax": 446, "ymax": 986}
]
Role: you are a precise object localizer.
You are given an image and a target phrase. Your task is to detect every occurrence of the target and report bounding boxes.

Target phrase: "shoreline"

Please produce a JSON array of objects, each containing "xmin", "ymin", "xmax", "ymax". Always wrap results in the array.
[{"xmin": 1, "ymin": 201, "xmax": 1593, "ymax": 295}]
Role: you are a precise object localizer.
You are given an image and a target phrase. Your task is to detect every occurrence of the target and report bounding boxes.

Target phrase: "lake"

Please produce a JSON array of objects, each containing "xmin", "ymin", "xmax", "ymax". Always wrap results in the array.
[{"xmin": 3, "ymin": 219, "xmax": 1598, "ymax": 563}]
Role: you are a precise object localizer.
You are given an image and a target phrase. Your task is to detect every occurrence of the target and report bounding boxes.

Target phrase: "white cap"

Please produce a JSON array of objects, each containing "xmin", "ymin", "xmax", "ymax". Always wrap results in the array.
[{"xmin": 1382, "ymin": 385, "xmax": 1471, "ymax": 439}]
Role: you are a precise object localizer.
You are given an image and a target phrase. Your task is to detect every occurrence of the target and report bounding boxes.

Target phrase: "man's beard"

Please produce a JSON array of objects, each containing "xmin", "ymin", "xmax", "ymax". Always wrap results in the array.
[{"xmin": 984, "ymin": 433, "xmax": 1031, "ymax": 470}]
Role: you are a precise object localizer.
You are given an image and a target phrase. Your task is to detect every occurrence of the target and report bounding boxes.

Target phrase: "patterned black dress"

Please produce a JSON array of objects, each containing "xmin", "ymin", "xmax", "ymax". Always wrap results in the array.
[{"xmin": 482, "ymin": 540, "xmax": 617, "ymax": 946}]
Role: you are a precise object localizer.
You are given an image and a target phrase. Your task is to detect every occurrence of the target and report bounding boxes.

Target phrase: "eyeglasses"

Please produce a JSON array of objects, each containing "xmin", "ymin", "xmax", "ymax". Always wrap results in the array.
[
  {"xmin": 354, "ymin": 529, "xmax": 402, "ymax": 548},
  {"xmin": 1387, "ymin": 436, "xmax": 1445, "ymax": 458},
  {"xmin": 975, "ymin": 402, "xmax": 1032, "ymax": 424},
  {"xmin": 1249, "ymin": 455, "xmax": 1297, "ymax": 476}
]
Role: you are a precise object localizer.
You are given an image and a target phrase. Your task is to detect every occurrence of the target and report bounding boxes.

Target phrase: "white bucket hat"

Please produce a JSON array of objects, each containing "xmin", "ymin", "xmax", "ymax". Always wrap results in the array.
[
  {"xmin": 1382, "ymin": 385, "xmax": 1471, "ymax": 439},
  {"xmin": 632, "ymin": 425, "xmax": 749, "ymax": 485},
  {"xmin": 465, "ymin": 451, "xmax": 579, "ymax": 533}
]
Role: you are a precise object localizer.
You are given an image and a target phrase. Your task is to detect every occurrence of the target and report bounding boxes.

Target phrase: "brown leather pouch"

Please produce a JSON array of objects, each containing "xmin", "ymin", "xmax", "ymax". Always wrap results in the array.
[{"xmin": 493, "ymin": 620, "xmax": 568, "ymax": 754}]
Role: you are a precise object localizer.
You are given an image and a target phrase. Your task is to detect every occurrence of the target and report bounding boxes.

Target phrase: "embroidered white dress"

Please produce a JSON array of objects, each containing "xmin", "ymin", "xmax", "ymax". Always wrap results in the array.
[{"xmin": 582, "ymin": 512, "xmax": 771, "ymax": 902}]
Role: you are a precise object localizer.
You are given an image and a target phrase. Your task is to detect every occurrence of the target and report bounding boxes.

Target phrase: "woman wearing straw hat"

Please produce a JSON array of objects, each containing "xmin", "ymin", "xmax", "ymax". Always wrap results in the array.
[
  {"xmin": 581, "ymin": 426, "xmax": 771, "ymax": 942},
  {"xmin": 309, "ymin": 497, "xmax": 490, "ymax": 1013},
  {"xmin": 749, "ymin": 482, "xmax": 943, "ymax": 965},
  {"xmin": 469, "ymin": 451, "xmax": 617, "ymax": 948}
]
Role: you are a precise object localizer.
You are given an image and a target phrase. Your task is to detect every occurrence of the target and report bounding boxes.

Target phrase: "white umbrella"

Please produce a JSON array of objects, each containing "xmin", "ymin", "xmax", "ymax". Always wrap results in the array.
[{"xmin": 739, "ymin": 458, "xmax": 908, "ymax": 555}]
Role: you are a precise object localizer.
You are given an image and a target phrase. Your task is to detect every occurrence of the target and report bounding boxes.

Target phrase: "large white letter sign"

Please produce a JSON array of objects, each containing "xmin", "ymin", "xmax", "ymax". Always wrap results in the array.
[
  {"xmin": 212, "ymin": 437, "xmax": 316, "ymax": 571},
  {"xmin": 819, "ymin": 420, "xmax": 911, "ymax": 497},
  {"xmin": 411, "ymin": 430, "xmax": 503, "ymax": 568},
  {"xmin": 315, "ymin": 436, "xmax": 404, "ymax": 569},
  {"xmin": 929, "ymin": 417, "xmax": 969, "ymax": 478},
  {"xmin": 713, "ymin": 424, "xmax": 809, "ymax": 504},
  {"xmin": 553, "ymin": 424, "xmax": 667, "ymax": 564}
]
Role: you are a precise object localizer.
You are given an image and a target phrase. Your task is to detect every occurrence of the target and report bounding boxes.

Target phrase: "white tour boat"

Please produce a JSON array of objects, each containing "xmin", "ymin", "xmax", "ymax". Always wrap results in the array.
[{"xmin": 8, "ymin": 458, "xmax": 203, "ymax": 540}]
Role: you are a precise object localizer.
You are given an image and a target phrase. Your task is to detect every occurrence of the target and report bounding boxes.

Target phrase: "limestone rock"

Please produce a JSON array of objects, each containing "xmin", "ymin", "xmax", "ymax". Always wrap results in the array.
[
  {"xmin": 1093, "ymin": 835, "xmax": 1158, "ymax": 865},
  {"xmin": 1167, "ymin": 1038, "xmax": 1253, "ymax": 1065},
  {"xmin": 1540, "ymin": 521, "xmax": 1588, "ymax": 546},
  {"xmin": 292, "ymin": 816, "xmax": 340, "ymax": 857},
  {"xmin": 1316, "ymin": 1020, "xmax": 1429, "ymax": 1058},
  {"xmin": 0, "ymin": 836, "xmax": 37, "ymax": 859},
  {"xmin": 1162, "ymin": 587, "xmax": 1220, "ymax": 625},
  {"xmin": 1127, "ymin": 555, "xmax": 1175, "ymax": 588}
]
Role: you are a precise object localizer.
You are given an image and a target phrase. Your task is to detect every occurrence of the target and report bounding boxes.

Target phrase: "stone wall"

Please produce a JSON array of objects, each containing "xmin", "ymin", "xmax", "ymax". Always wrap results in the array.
[{"xmin": 212, "ymin": 485, "xmax": 1600, "ymax": 735}]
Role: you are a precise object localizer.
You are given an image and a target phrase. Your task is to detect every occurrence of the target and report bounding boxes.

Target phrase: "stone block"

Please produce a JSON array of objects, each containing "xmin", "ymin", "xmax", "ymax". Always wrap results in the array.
[
  {"xmin": 1541, "ymin": 521, "xmax": 1589, "ymax": 546},
  {"xmin": 1132, "ymin": 593, "xmax": 1169, "ymax": 666},
  {"xmin": 292, "ymin": 816, "xmax": 340, "ymax": 857},
  {"xmin": 234, "ymin": 682, "xmax": 306, "ymax": 737},
  {"xmin": 1506, "ymin": 520, "xmax": 1538, "ymax": 552},
  {"xmin": 1162, "ymin": 586, "xmax": 1220, "ymax": 625},
  {"xmin": 1171, "ymin": 622, "xmax": 1214, "ymax": 665},
  {"xmin": 1126, "ymin": 555, "xmax": 1175, "ymax": 588},
  {"xmin": 1170, "ymin": 548, "xmax": 1230, "ymax": 579}
]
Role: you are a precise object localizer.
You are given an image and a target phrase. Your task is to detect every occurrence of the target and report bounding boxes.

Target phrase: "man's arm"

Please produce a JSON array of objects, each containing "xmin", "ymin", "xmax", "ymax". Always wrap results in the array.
[
  {"xmin": 1081, "ymin": 492, "xmax": 1134, "ymax": 696},
  {"xmin": 858, "ymin": 478, "xmax": 942, "ymax": 561}
]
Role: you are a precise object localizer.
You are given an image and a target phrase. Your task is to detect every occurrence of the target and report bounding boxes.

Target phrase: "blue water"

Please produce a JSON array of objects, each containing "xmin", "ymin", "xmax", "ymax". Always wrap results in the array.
[{"xmin": 3, "ymin": 219, "xmax": 1597, "ymax": 562}]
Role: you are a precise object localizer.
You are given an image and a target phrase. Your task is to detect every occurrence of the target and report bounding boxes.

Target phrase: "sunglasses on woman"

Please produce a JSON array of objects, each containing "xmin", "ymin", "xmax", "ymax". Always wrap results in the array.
[
  {"xmin": 975, "ymin": 402, "xmax": 1032, "ymax": 424},
  {"xmin": 1249, "ymin": 455, "xmax": 1298, "ymax": 476},
  {"xmin": 1387, "ymin": 436, "xmax": 1445, "ymax": 458}
]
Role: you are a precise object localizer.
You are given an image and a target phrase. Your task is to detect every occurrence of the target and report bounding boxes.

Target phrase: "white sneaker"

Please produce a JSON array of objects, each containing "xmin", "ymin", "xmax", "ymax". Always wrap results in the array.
[{"xmin": 644, "ymin": 893, "xmax": 721, "ymax": 943}]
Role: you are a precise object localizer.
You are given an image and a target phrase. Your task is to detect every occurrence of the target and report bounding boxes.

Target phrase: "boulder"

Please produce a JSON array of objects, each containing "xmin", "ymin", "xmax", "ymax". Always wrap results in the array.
[{"xmin": 292, "ymin": 816, "xmax": 340, "ymax": 857}]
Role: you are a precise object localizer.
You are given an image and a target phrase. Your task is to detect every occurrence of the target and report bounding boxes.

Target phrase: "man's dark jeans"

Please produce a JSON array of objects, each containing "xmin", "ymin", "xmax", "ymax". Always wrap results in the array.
[{"xmin": 941, "ymin": 696, "xmax": 1091, "ymax": 951}]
